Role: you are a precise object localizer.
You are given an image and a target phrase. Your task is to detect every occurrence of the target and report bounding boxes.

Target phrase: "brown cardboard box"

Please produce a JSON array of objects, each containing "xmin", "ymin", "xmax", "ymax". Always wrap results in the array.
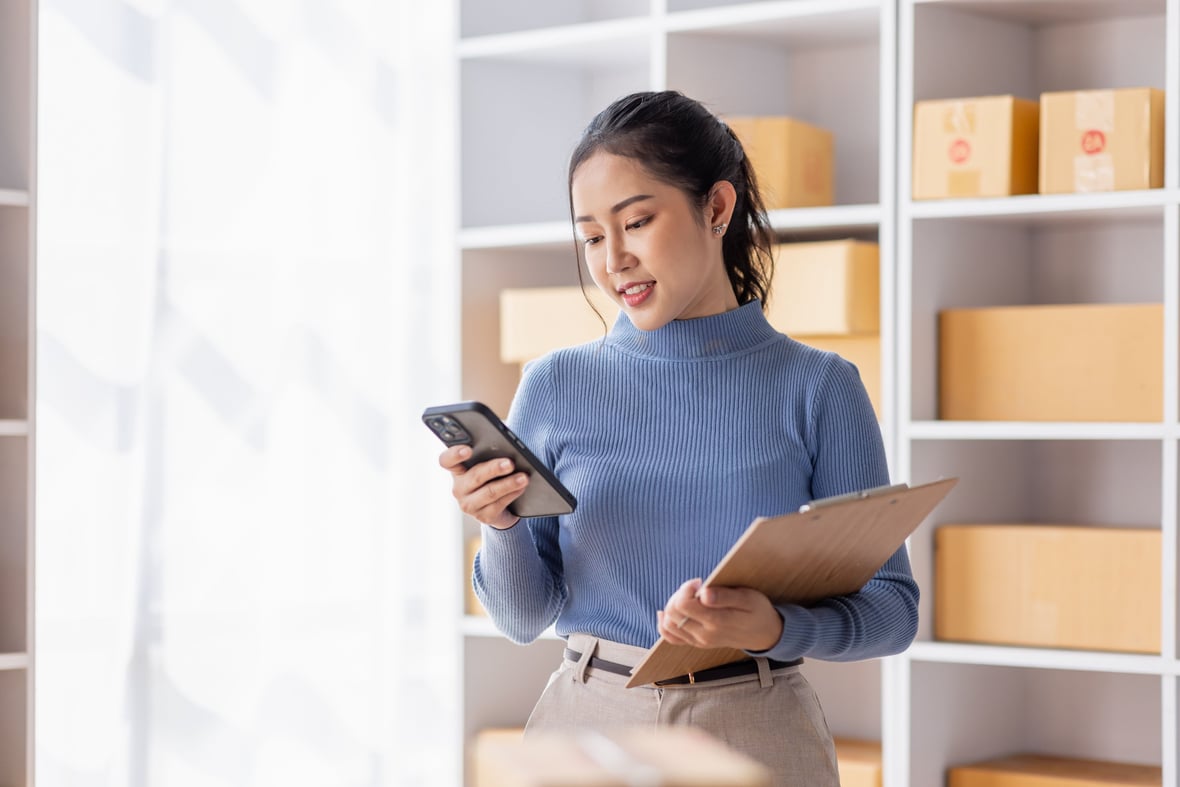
[
  {"xmin": 768, "ymin": 240, "xmax": 879, "ymax": 336},
  {"xmin": 835, "ymin": 738, "xmax": 882, "ymax": 787},
  {"xmin": 935, "ymin": 524, "xmax": 1161, "ymax": 653},
  {"xmin": 500, "ymin": 287, "xmax": 616, "ymax": 364},
  {"xmin": 725, "ymin": 116, "xmax": 834, "ymax": 209},
  {"xmin": 474, "ymin": 726, "xmax": 772, "ymax": 786},
  {"xmin": 938, "ymin": 303, "xmax": 1162, "ymax": 422},
  {"xmin": 797, "ymin": 335, "xmax": 880, "ymax": 419},
  {"xmin": 948, "ymin": 753, "xmax": 1161, "ymax": 786},
  {"xmin": 913, "ymin": 95, "xmax": 1039, "ymax": 199},
  {"xmin": 1040, "ymin": 87, "xmax": 1164, "ymax": 194},
  {"xmin": 465, "ymin": 535, "xmax": 485, "ymax": 617}
]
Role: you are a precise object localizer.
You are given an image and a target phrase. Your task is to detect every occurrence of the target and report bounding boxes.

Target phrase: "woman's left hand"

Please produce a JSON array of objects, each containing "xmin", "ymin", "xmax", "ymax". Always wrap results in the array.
[{"xmin": 657, "ymin": 578, "xmax": 784, "ymax": 652}]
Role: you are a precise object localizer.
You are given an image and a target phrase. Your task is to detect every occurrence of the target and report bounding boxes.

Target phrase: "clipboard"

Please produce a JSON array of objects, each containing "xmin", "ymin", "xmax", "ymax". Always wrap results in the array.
[{"xmin": 624, "ymin": 477, "xmax": 958, "ymax": 688}]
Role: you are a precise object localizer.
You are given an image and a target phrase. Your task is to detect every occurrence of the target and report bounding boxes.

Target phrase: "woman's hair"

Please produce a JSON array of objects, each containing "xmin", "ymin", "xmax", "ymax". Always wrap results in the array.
[{"xmin": 567, "ymin": 90, "xmax": 776, "ymax": 309}]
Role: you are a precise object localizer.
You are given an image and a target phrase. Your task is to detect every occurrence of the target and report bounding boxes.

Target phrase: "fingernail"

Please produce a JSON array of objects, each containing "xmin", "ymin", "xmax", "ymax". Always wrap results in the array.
[
  {"xmin": 458, "ymin": 446, "xmax": 471, "ymax": 458},
  {"xmin": 515, "ymin": 474, "xmax": 527, "ymax": 486},
  {"xmin": 500, "ymin": 459, "xmax": 512, "ymax": 471}
]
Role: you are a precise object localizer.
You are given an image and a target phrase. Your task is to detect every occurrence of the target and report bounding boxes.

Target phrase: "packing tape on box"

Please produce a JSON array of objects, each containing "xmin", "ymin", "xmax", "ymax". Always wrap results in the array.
[
  {"xmin": 943, "ymin": 102, "xmax": 981, "ymax": 197},
  {"xmin": 1074, "ymin": 90, "xmax": 1115, "ymax": 192}
]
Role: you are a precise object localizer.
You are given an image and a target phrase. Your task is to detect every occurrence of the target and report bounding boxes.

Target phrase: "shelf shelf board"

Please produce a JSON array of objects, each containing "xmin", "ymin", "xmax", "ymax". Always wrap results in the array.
[
  {"xmin": 459, "ymin": 205, "xmax": 881, "ymax": 251},
  {"xmin": 666, "ymin": 0, "xmax": 880, "ymax": 47},
  {"xmin": 457, "ymin": 17, "xmax": 651, "ymax": 68},
  {"xmin": 0, "ymin": 420, "xmax": 29, "ymax": 437},
  {"xmin": 909, "ymin": 0, "xmax": 1164, "ymax": 26},
  {"xmin": 907, "ymin": 421, "xmax": 1170, "ymax": 441},
  {"xmin": 462, "ymin": 615, "xmax": 559, "ymax": 641},
  {"xmin": 768, "ymin": 203, "xmax": 881, "ymax": 237},
  {"xmin": 907, "ymin": 189, "xmax": 1174, "ymax": 224},
  {"xmin": 0, "ymin": 188, "xmax": 29, "ymax": 207},
  {"xmin": 459, "ymin": 221, "xmax": 572, "ymax": 251},
  {"xmin": 0, "ymin": 653, "xmax": 28, "ymax": 671},
  {"xmin": 908, "ymin": 641, "xmax": 1167, "ymax": 675}
]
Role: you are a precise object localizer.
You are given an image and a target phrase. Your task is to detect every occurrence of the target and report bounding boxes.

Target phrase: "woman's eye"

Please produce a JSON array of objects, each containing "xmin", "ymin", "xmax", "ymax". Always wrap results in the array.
[
  {"xmin": 626, "ymin": 217, "xmax": 651, "ymax": 231},
  {"xmin": 582, "ymin": 236, "xmax": 602, "ymax": 247}
]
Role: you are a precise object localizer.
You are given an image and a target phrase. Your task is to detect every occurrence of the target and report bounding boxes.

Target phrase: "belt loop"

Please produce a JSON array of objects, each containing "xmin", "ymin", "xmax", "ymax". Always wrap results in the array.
[
  {"xmin": 756, "ymin": 657, "xmax": 772, "ymax": 688},
  {"xmin": 573, "ymin": 639, "xmax": 597, "ymax": 683}
]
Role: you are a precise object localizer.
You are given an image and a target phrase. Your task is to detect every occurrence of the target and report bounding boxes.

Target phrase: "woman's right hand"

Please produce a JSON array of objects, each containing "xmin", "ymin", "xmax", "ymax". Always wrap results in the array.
[{"xmin": 439, "ymin": 445, "xmax": 529, "ymax": 530}]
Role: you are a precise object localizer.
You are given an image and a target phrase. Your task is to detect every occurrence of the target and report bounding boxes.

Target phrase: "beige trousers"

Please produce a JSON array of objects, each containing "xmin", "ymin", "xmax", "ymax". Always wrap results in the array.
[{"xmin": 524, "ymin": 633, "xmax": 840, "ymax": 787}]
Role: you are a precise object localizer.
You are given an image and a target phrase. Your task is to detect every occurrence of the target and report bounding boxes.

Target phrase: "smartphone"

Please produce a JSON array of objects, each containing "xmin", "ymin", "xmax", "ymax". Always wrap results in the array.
[{"xmin": 422, "ymin": 400, "xmax": 577, "ymax": 518}]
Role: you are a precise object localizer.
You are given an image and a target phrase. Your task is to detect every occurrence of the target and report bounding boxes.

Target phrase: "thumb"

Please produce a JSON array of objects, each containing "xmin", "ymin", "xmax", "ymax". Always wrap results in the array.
[{"xmin": 698, "ymin": 585, "xmax": 753, "ymax": 609}]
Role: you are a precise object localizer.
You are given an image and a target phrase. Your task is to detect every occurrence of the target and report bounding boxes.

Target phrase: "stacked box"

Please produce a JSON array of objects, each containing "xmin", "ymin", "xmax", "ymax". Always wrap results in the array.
[
  {"xmin": 1040, "ymin": 87, "xmax": 1164, "ymax": 194},
  {"xmin": 938, "ymin": 303, "xmax": 1162, "ymax": 422},
  {"xmin": 948, "ymin": 753, "xmax": 1161, "ymax": 786},
  {"xmin": 935, "ymin": 524, "xmax": 1161, "ymax": 654},
  {"xmin": 913, "ymin": 95, "xmax": 1039, "ymax": 199},
  {"xmin": 835, "ymin": 738, "xmax": 882, "ymax": 787},
  {"xmin": 499, "ymin": 287, "xmax": 617, "ymax": 364},
  {"xmin": 768, "ymin": 240, "xmax": 878, "ymax": 335},
  {"xmin": 465, "ymin": 535, "xmax": 485, "ymax": 617},
  {"xmin": 725, "ymin": 116, "xmax": 834, "ymax": 209}
]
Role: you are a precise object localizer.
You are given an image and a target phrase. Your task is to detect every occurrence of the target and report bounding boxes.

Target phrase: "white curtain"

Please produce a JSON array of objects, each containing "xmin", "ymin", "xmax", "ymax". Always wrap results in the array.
[{"xmin": 36, "ymin": 1, "xmax": 461, "ymax": 785}]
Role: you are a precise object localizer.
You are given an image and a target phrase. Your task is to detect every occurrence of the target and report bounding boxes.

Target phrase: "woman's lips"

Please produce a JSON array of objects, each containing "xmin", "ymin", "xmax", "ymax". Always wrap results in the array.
[{"xmin": 620, "ymin": 282, "xmax": 654, "ymax": 307}]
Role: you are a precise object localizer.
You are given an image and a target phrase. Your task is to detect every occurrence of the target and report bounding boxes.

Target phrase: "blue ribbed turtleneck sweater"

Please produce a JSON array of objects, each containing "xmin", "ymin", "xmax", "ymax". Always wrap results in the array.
[{"xmin": 473, "ymin": 300, "xmax": 919, "ymax": 662}]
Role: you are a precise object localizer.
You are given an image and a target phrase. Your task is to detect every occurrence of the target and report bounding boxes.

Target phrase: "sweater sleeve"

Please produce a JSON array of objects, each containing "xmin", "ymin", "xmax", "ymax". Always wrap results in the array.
[
  {"xmin": 749, "ymin": 353, "xmax": 920, "ymax": 662},
  {"xmin": 471, "ymin": 356, "xmax": 567, "ymax": 644}
]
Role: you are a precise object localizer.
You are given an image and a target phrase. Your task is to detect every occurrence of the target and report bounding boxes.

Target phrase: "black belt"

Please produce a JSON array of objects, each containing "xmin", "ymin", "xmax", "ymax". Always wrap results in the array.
[{"xmin": 564, "ymin": 648, "xmax": 802, "ymax": 686}]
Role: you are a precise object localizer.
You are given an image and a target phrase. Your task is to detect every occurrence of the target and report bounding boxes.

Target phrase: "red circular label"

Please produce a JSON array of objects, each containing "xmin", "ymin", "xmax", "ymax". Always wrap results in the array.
[
  {"xmin": 948, "ymin": 138, "xmax": 971, "ymax": 164},
  {"xmin": 1081, "ymin": 129, "xmax": 1106, "ymax": 155}
]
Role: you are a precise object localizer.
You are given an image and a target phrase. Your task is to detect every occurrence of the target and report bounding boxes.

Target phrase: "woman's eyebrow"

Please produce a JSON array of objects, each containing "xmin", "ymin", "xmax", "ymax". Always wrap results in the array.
[{"xmin": 575, "ymin": 193, "xmax": 654, "ymax": 223}]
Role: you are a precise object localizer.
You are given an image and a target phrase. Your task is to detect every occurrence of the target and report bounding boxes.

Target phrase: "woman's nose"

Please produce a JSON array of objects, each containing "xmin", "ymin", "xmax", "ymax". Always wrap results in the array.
[{"xmin": 605, "ymin": 237, "xmax": 634, "ymax": 274}]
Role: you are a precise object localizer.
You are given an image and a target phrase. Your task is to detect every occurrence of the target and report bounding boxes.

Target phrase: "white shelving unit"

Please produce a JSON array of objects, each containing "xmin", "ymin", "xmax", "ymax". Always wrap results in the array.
[
  {"xmin": 0, "ymin": 1, "xmax": 35, "ymax": 785},
  {"xmin": 454, "ymin": 0, "xmax": 1178, "ymax": 785},
  {"xmin": 895, "ymin": 1, "xmax": 1178, "ymax": 786}
]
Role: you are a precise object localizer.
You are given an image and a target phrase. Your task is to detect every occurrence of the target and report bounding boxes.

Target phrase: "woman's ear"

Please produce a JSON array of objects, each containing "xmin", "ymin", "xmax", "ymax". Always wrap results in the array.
[{"xmin": 706, "ymin": 180, "xmax": 738, "ymax": 230}]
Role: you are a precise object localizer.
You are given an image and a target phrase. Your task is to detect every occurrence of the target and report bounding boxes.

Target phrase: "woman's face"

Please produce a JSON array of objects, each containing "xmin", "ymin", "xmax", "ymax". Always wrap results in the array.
[{"xmin": 570, "ymin": 151, "xmax": 737, "ymax": 332}]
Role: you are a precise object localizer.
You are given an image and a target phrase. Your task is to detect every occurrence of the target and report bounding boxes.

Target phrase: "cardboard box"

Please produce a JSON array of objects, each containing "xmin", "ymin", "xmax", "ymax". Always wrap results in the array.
[
  {"xmin": 948, "ymin": 753, "xmax": 1161, "ymax": 786},
  {"xmin": 835, "ymin": 738, "xmax": 882, "ymax": 787},
  {"xmin": 797, "ymin": 335, "xmax": 880, "ymax": 420},
  {"xmin": 768, "ymin": 240, "xmax": 879, "ymax": 336},
  {"xmin": 474, "ymin": 726, "xmax": 772, "ymax": 786},
  {"xmin": 465, "ymin": 535, "xmax": 485, "ymax": 617},
  {"xmin": 1040, "ymin": 87, "xmax": 1164, "ymax": 194},
  {"xmin": 938, "ymin": 303, "xmax": 1162, "ymax": 422},
  {"xmin": 725, "ymin": 116, "xmax": 834, "ymax": 209},
  {"xmin": 913, "ymin": 95, "xmax": 1039, "ymax": 199},
  {"xmin": 500, "ymin": 287, "xmax": 617, "ymax": 364},
  {"xmin": 935, "ymin": 524, "xmax": 1161, "ymax": 654}
]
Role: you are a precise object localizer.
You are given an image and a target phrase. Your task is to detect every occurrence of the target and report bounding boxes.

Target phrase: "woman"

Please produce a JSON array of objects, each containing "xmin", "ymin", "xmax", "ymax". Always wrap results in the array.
[{"xmin": 439, "ymin": 90, "xmax": 918, "ymax": 786}]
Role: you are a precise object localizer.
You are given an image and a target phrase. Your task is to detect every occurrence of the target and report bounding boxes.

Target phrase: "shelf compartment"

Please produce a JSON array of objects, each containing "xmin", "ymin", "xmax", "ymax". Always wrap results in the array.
[
  {"xmin": 460, "ymin": 0, "xmax": 649, "ymax": 40},
  {"xmin": 802, "ymin": 658, "xmax": 882, "ymax": 744},
  {"xmin": 460, "ymin": 248, "xmax": 591, "ymax": 417},
  {"xmin": 668, "ymin": 14, "xmax": 883, "ymax": 206},
  {"xmin": 907, "ymin": 439, "xmax": 1162, "ymax": 644},
  {"xmin": 0, "ymin": 208, "xmax": 29, "ymax": 422},
  {"xmin": 907, "ymin": 216, "xmax": 1164, "ymax": 423},
  {"xmin": 909, "ymin": 2, "xmax": 1165, "ymax": 104},
  {"xmin": 460, "ymin": 55, "xmax": 650, "ymax": 229},
  {"xmin": 910, "ymin": 661, "xmax": 1161, "ymax": 787},
  {"xmin": 0, "ymin": 437, "xmax": 27, "ymax": 657},
  {"xmin": 0, "ymin": 670, "xmax": 27, "ymax": 787},
  {"xmin": 0, "ymin": 0, "xmax": 31, "ymax": 191}
]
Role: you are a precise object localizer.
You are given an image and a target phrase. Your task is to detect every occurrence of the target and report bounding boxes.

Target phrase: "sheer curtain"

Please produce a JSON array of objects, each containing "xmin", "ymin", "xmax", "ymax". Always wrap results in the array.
[{"xmin": 36, "ymin": 1, "xmax": 461, "ymax": 785}]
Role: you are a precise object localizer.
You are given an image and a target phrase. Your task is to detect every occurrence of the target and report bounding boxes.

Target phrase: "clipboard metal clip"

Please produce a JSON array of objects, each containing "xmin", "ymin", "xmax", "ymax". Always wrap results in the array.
[{"xmin": 798, "ymin": 482, "xmax": 910, "ymax": 513}]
